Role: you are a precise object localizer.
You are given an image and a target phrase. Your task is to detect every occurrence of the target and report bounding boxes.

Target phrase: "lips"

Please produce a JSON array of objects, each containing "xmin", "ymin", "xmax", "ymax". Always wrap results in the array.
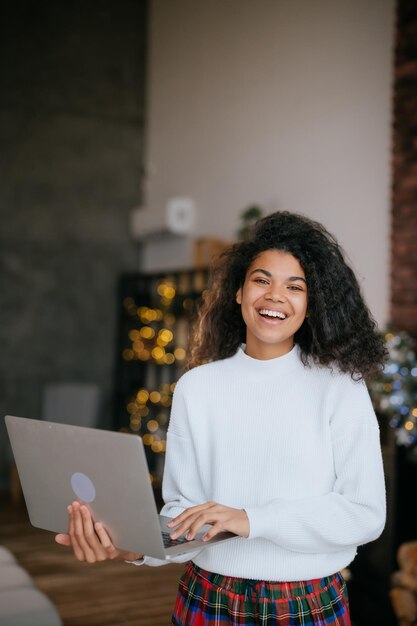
[{"xmin": 258, "ymin": 308, "xmax": 287, "ymax": 320}]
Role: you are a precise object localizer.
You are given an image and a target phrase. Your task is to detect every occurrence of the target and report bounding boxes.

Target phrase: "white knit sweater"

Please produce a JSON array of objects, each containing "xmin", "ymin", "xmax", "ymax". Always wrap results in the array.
[{"xmin": 135, "ymin": 344, "xmax": 386, "ymax": 581}]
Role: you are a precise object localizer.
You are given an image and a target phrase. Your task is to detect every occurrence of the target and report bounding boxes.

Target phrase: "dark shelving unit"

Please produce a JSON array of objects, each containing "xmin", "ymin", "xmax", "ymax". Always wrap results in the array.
[{"xmin": 113, "ymin": 269, "xmax": 208, "ymax": 485}]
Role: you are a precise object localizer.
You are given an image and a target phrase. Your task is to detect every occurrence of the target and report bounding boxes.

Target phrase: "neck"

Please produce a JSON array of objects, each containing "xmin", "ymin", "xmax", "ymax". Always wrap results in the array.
[{"xmin": 244, "ymin": 338, "xmax": 295, "ymax": 360}]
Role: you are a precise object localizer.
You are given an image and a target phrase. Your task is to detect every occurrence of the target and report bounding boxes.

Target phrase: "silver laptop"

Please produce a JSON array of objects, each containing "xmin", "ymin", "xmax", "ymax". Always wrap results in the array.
[{"xmin": 5, "ymin": 415, "xmax": 236, "ymax": 560}]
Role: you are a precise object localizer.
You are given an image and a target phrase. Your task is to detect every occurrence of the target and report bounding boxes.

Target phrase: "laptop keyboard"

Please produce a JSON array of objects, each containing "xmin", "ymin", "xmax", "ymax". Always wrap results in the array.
[{"xmin": 162, "ymin": 531, "xmax": 191, "ymax": 548}]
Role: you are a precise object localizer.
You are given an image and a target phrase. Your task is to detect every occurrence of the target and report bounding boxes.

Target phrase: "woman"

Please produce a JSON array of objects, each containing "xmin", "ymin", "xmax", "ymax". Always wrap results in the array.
[{"xmin": 57, "ymin": 211, "xmax": 387, "ymax": 625}]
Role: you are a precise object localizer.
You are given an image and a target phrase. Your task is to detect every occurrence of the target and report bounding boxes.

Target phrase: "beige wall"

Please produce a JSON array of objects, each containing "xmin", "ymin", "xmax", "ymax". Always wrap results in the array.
[{"xmin": 144, "ymin": 0, "xmax": 394, "ymax": 326}]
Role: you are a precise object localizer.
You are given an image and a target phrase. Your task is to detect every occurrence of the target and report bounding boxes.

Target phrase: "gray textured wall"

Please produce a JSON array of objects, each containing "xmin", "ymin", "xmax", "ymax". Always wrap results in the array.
[{"xmin": 0, "ymin": 0, "xmax": 148, "ymax": 488}]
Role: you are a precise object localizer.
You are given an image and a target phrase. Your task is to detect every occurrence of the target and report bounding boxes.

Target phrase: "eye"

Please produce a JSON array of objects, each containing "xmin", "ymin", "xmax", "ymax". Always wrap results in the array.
[
  {"xmin": 254, "ymin": 278, "xmax": 269, "ymax": 285},
  {"xmin": 287, "ymin": 284, "xmax": 304, "ymax": 291}
]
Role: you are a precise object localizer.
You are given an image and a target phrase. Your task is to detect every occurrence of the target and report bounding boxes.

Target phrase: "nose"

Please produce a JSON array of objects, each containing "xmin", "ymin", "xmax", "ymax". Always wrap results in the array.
[{"xmin": 265, "ymin": 284, "xmax": 287, "ymax": 302}]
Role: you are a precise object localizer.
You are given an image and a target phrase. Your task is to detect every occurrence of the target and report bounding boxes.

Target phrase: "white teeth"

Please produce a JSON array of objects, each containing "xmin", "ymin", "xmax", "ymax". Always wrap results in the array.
[{"xmin": 259, "ymin": 309, "xmax": 286, "ymax": 319}]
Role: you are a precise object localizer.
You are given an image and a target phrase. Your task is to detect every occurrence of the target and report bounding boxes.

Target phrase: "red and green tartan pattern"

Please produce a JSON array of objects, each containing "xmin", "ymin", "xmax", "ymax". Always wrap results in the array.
[{"xmin": 171, "ymin": 562, "xmax": 351, "ymax": 626}]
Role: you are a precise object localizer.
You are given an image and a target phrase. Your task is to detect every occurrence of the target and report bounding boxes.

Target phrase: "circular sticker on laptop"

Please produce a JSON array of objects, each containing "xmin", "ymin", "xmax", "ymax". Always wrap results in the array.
[{"xmin": 70, "ymin": 472, "xmax": 96, "ymax": 503}]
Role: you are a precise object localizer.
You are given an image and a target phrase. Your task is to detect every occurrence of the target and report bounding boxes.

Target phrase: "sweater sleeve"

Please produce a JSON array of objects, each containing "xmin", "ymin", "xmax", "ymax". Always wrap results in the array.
[
  {"xmin": 245, "ymin": 378, "xmax": 386, "ymax": 553},
  {"xmin": 128, "ymin": 378, "xmax": 204, "ymax": 567}
]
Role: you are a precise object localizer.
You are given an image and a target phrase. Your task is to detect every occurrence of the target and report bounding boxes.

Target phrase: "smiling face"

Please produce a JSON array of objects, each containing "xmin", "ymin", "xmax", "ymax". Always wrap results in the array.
[{"xmin": 236, "ymin": 249, "xmax": 308, "ymax": 360}]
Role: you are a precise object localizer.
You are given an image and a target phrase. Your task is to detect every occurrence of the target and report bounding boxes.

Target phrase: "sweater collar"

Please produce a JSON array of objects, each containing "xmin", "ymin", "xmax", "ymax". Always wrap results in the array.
[{"xmin": 232, "ymin": 343, "xmax": 301, "ymax": 375}]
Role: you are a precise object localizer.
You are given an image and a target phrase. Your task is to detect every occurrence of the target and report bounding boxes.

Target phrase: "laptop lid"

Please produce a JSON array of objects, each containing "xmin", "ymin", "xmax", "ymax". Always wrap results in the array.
[{"xmin": 5, "ymin": 415, "xmax": 236, "ymax": 560}]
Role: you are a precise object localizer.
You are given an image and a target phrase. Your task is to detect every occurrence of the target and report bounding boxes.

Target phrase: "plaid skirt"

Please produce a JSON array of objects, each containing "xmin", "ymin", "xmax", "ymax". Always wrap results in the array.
[{"xmin": 171, "ymin": 561, "xmax": 351, "ymax": 626}]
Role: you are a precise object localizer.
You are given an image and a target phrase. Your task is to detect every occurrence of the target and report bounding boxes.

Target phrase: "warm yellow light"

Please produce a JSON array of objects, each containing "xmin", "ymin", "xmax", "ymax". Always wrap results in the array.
[
  {"xmin": 165, "ymin": 286, "xmax": 176, "ymax": 299},
  {"xmin": 159, "ymin": 329, "xmax": 174, "ymax": 343},
  {"xmin": 161, "ymin": 395, "xmax": 172, "ymax": 407},
  {"xmin": 412, "ymin": 408, "xmax": 417, "ymax": 418},
  {"xmin": 151, "ymin": 441, "xmax": 164, "ymax": 453},
  {"xmin": 138, "ymin": 349, "xmax": 150, "ymax": 361},
  {"xmin": 385, "ymin": 333, "xmax": 394, "ymax": 340},
  {"xmin": 122, "ymin": 349, "xmax": 134, "ymax": 361},
  {"xmin": 155, "ymin": 309, "xmax": 163, "ymax": 320},
  {"xmin": 132, "ymin": 340, "xmax": 145, "ymax": 353},
  {"xmin": 149, "ymin": 391, "xmax": 161, "ymax": 403},
  {"xmin": 128, "ymin": 329, "xmax": 141, "ymax": 341},
  {"xmin": 143, "ymin": 434, "xmax": 154, "ymax": 446},
  {"xmin": 127, "ymin": 402, "xmax": 139, "ymax": 414},
  {"xmin": 136, "ymin": 389, "xmax": 149, "ymax": 404},
  {"xmin": 139, "ymin": 406, "xmax": 149, "ymax": 417},
  {"xmin": 405, "ymin": 421, "xmax": 414, "ymax": 431},
  {"xmin": 157, "ymin": 283, "xmax": 176, "ymax": 299},
  {"xmin": 147, "ymin": 419, "xmax": 159, "ymax": 433},
  {"xmin": 140, "ymin": 326, "xmax": 155, "ymax": 339},
  {"xmin": 140, "ymin": 308, "xmax": 158, "ymax": 323},
  {"xmin": 170, "ymin": 382, "xmax": 176, "ymax": 392},
  {"xmin": 164, "ymin": 353, "xmax": 175, "ymax": 365},
  {"xmin": 174, "ymin": 348, "xmax": 186, "ymax": 361},
  {"xmin": 383, "ymin": 383, "xmax": 392, "ymax": 393},
  {"xmin": 151, "ymin": 346, "xmax": 165, "ymax": 361}
]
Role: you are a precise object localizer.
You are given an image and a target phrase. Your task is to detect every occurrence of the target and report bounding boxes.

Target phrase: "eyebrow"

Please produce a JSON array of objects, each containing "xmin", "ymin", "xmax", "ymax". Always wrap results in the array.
[{"xmin": 249, "ymin": 268, "xmax": 307, "ymax": 284}]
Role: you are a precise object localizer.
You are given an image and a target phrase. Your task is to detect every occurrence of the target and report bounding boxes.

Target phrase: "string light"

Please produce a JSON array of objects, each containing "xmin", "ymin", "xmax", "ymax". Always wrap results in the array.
[
  {"xmin": 174, "ymin": 348, "xmax": 186, "ymax": 361},
  {"xmin": 136, "ymin": 389, "xmax": 149, "ymax": 404},
  {"xmin": 149, "ymin": 391, "xmax": 161, "ymax": 404},
  {"xmin": 151, "ymin": 346, "xmax": 165, "ymax": 362},
  {"xmin": 122, "ymin": 270, "xmax": 209, "ymax": 482},
  {"xmin": 140, "ymin": 326, "xmax": 155, "ymax": 340},
  {"xmin": 369, "ymin": 329, "xmax": 417, "ymax": 450},
  {"xmin": 147, "ymin": 419, "xmax": 159, "ymax": 433},
  {"xmin": 122, "ymin": 349, "xmax": 134, "ymax": 361}
]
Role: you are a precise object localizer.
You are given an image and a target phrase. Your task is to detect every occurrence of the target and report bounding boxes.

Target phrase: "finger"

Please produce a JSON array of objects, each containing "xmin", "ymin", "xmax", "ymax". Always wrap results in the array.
[
  {"xmin": 68, "ymin": 504, "xmax": 86, "ymax": 561},
  {"xmin": 79, "ymin": 505, "xmax": 109, "ymax": 562},
  {"xmin": 72, "ymin": 503, "xmax": 98, "ymax": 562},
  {"xmin": 169, "ymin": 513, "xmax": 202, "ymax": 539},
  {"xmin": 168, "ymin": 502, "xmax": 216, "ymax": 527},
  {"xmin": 186, "ymin": 512, "xmax": 223, "ymax": 540},
  {"xmin": 172, "ymin": 511, "xmax": 218, "ymax": 541},
  {"xmin": 55, "ymin": 533, "xmax": 71, "ymax": 546},
  {"xmin": 203, "ymin": 522, "xmax": 223, "ymax": 542},
  {"xmin": 94, "ymin": 522, "xmax": 118, "ymax": 558},
  {"xmin": 80, "ymin": 505, "xmax": 101, "ymax": 548}
]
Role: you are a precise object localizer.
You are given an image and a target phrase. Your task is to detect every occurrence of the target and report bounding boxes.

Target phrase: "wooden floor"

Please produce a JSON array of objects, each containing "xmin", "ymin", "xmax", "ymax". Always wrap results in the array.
[{"xmin": 0, "ymin": 496, "xmax": 184, "ymax": 625}]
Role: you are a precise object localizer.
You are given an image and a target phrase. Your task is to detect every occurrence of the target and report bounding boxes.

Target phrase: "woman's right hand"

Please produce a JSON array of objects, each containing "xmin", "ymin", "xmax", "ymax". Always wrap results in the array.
[{"xmin": 55, "ymin": 501, "xmax": 143, "ymax": 563}]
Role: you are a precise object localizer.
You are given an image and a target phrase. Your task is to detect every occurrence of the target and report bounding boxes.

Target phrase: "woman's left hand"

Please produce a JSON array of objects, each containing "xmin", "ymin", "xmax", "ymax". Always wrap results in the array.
[{"xmin": 167, "ymin": 502, "xmax": 249, "ymax": 542}]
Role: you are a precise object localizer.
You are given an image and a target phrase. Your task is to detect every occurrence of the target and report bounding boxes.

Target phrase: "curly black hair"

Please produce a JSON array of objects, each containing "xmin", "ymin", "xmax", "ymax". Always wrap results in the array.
[{"xmin": 188, "ymin": 211, "xmax": 387, "ymax": 379}]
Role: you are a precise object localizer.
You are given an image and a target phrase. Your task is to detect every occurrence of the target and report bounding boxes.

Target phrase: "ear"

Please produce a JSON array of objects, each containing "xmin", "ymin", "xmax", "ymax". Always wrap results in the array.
[{"xmin": 236, "ymin": 287, "xmax": 242, "ymax": 305}]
